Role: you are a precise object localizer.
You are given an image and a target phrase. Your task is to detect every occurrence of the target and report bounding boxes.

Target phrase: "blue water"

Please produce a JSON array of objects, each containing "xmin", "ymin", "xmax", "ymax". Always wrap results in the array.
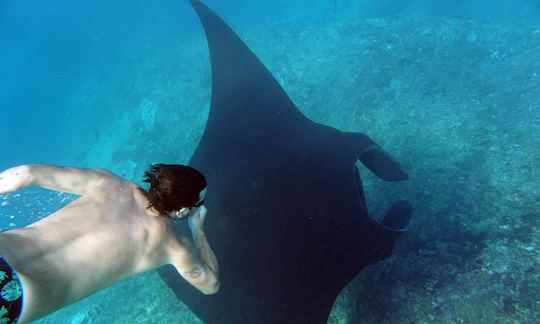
[{"xmin": 1, "ymin": 0, "xmax": 539, "ymax": 322}]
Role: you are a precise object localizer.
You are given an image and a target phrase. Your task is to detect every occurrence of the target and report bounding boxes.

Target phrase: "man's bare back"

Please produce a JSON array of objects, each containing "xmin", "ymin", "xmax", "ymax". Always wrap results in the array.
[{"xmin": 0, "ymin": 164, "xmax": 219, "ymax": 323}]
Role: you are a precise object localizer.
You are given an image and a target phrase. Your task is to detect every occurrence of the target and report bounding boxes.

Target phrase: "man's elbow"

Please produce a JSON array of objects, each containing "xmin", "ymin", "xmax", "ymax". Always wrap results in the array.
[{"xmin": 200, "ymin": 277, "xmax": 220, "ymax": 295}]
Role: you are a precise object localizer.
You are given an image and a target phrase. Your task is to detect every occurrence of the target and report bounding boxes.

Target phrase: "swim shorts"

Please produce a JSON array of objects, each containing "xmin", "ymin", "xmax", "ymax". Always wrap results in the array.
[{"xmin": 0, "ymin": 257, "xmax": 22, "ymax": 323}]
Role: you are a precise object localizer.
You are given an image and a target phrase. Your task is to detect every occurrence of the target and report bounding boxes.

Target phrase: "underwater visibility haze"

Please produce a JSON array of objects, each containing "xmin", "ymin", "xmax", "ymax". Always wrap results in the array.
[{"xmin": 0, "ymin": 0, "xmax": 539, "ymax": 323}]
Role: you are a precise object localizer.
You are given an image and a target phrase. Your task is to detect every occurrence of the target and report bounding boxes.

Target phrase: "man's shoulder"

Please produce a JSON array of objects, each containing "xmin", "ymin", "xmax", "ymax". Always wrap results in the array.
[
  {"xmin": 93, "ymin": 170, "xmax": 140, "ymax": 193},
  {"xmin": 93, "ymin": 169, "xmax": 130, "ymax": 184},
  {"xmin": 93, "ymin": 168, "xmax": 121, "ymax": 179}
]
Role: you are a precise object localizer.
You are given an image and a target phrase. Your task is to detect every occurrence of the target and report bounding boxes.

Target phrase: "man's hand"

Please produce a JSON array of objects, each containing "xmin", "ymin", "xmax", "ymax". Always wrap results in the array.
[
  {"xmin": 0, "ymin": 166, "xmax": 31, "ymax": 195},
  {"xmin": 188, "ymin": 206, "xmax": 207, "ymax": 233}
]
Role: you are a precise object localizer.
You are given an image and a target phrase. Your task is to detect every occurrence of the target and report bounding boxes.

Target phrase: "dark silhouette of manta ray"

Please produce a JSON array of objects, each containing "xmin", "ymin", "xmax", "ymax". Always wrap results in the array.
[{"xmin": 158, "ymin": 1, "xmax": 413, "ymax": 323}]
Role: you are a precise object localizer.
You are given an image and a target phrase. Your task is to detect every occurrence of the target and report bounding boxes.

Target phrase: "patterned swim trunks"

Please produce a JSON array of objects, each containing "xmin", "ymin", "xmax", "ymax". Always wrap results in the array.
[{"xmin": 0, "ymin": 257, "xmax": 22, "ymax": 323}]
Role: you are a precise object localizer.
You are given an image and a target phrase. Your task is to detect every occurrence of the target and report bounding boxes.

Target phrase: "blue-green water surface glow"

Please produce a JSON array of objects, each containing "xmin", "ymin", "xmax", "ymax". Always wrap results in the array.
[{"xmin": 1, "ymin": 0, "xmax": 539, "ymax": 322}]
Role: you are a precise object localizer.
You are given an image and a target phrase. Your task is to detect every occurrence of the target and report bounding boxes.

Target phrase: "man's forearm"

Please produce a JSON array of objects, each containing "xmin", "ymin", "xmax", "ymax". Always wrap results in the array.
[
  {"xmin": 192, "ymin": 229, "xmax": 219, "ymax": 276},
  {"xmin": 0, "ymin": 164, "xmax": 74, "ymax": 194}
]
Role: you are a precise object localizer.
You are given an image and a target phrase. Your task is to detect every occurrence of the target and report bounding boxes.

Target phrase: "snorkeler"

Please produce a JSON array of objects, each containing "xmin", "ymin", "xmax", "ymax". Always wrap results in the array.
[{"xmin": 0, "ymin": 164, "xmax": 219, "ymax": 323}]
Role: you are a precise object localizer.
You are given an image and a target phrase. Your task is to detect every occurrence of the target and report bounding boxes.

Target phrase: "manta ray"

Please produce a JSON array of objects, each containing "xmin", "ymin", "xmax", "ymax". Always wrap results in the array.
[{"xmin": 158, "ymin": 1, "xmax": 413, "ymax": 323}]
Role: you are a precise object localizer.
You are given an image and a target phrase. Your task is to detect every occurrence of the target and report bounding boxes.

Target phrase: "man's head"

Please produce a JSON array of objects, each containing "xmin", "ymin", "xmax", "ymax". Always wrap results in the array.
[{"xmin": 141, "ymin": 164, "xmax": 207, "ymax": 219}]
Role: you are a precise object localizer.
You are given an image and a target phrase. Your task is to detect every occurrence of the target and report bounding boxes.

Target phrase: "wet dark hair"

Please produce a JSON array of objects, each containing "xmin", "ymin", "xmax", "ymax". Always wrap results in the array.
[{"xmin": 139, "ymin": 164, "xmax": 207, "ymax": 216}]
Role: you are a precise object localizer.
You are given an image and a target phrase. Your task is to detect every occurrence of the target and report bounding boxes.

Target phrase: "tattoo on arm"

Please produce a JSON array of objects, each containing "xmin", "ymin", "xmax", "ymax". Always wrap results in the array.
[{"xmin": 184, "ymin": 264, "xmax": 204, "ymax": 279}]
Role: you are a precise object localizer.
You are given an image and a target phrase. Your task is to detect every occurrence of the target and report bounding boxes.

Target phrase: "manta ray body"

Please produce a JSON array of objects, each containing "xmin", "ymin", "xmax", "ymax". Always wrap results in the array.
[{"xmin": 158, "ymin": 1, "xmax": 413, "ymax": 323}]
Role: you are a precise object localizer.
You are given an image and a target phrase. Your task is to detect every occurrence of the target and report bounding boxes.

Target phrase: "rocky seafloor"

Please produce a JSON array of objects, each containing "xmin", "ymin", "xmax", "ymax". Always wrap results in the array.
[{"xmin": 30, "ymin": 13, "xmax": 539, "ymax": 324}]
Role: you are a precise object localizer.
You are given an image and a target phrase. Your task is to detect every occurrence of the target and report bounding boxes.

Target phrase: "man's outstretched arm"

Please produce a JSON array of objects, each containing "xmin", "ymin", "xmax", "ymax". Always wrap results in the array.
[{"xmin": 0, "ymin": 164, "xmax": 114, "ymax": 196}]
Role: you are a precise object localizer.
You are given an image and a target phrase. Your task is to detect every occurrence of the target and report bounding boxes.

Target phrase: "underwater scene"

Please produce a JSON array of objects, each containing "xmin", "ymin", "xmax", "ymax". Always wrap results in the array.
[{"xmin": 0, "ymin": 0, "xmax": 539, "ymax": 323}]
